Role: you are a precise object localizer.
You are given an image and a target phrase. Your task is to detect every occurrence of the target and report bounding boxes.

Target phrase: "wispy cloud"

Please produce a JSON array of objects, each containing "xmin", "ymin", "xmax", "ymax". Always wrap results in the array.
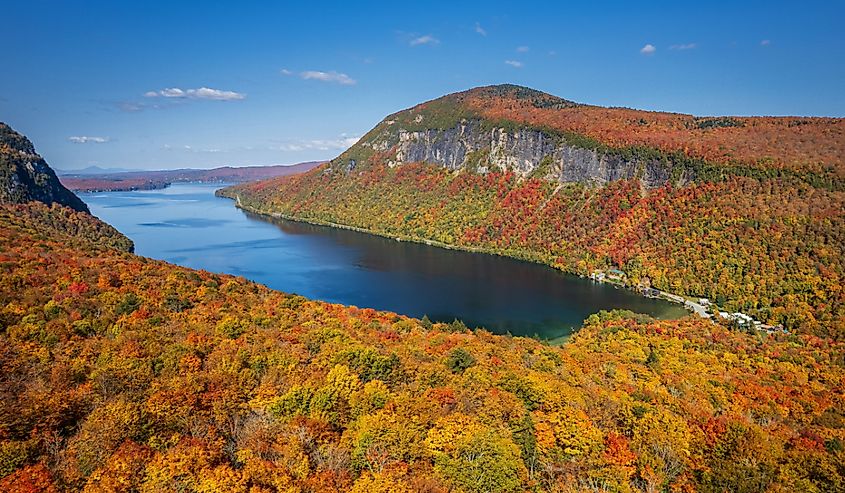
[
  {"xmin": 669, "ymin": 43, "xmax": 698, "ymax": 50},
  {"xmin": 474, "ymin": 22, "xmax": 486, "ymax": 36},
  {"xmin": 504, "ymin": 60, "xmax": 523, "ymax": 68},
  {"xmin": 516, "ymin": 46, "xmax": 529, "ymax": 53},
  {"xmin": 409, "ymin": 34, "xmax": 439, "ymax": 46},
  {"xmin": 760, "ymin": 39, "xmax": 771, "ymax": 46},
  {"xmin": 144, "ymin": 87, "xmax": 246, "ymax": 100},
  {"xmin": 640, "ymin": 44, "xmax": 656, "ymax": 55},
  {"xmin": 117, "ymin": 101, "xmax": 146, "ymax": 112},
  {"xmin": 163, "ymin": 144, "xmax": 222, "ymax": 153},
  {"xmin": 296, "ymin": 70, "xmax": 357, "ymax": 85},
  {"xmin": 274, "ymin": 134, "xmax": 360, "ymax": 152},
  {"xmin": 68, "ymin": 136, "xmax": 110, "ymax": 144}
]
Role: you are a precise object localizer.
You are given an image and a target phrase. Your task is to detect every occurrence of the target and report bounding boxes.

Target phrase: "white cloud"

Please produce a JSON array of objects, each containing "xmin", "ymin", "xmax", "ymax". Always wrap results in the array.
[
  {"xmin": 669, "ymin": 43, "xmax": 698, "ymax": 50},
  {"xmin": 760, "ymin": 39, "xmax": 771, "ymax": 46},
  {"xmin": 516, "ymin": 46, "xmax": 529, "ymax": 53},
  {"xmin": 640, "ymin": 44, "xmax": 656, "ymax": 55},
  {"xmin": 297, "ymin": 70, "xmax": 356, "ymax": 85},
  {"xmin": 474, "ymin": 22, "xmax": 486, "ymax": 36},
  {"xmin": 144, "ymin": 87, "xmax": 246, "ymax": 100},
  {"xmin": 163, "ymin": 144, "xmax": 223, "ymax": 153},
  {"xmin": 410, "ymin": 34, "xmax": 439, "ymax": 46},
  {"xmin": 504, "ymin": 60, "xmax": 523, "ymax": 68},
  {"xmin": 68, "ymin": 136, "xmax": 110, "ymax": 144},
  {"xmin": 280, "ymin": 68, "xmax": 293, "ymax": 75},
  {"xmin": 275, "ymin": 134, "xmax": 360, "ymax": 152}
]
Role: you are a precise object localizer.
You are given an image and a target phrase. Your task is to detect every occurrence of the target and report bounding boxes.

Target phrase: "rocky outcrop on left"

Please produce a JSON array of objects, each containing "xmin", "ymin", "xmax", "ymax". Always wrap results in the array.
[{"xmin": 0, "ymin": 122, "xmax": 89, "ymax": 212}]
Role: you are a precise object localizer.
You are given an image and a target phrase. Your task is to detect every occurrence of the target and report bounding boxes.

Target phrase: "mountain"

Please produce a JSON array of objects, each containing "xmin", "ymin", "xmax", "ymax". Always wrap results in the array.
[
  {"xmin": 2, "ymin": 116, "xmax": 843, "ymax": 493},
  {"xmin": 328, "ymin": 84, "xmax": 842, "ymax": 187},
  {"xmin": 56, "ymin": 165, "xmax": 135, "ymax": 176},
  {"xmin": 0, "ymin": 122, "xmax": 90, "ymax": 212},
  {"xmin": 222, "ymin": 85, "xmax": 845, "ymax": 338},
  {"xmin": 60, "ymin": 161, "xmax": 325, "ymax": 192}
]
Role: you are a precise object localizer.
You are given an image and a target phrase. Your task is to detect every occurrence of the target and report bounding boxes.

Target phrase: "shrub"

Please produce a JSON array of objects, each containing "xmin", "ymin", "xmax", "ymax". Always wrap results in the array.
[
  {"xmin": 216, "ymin": 316, "xmax": 250, "ymax": 339},
  {"xmin": 115, "ymin": 293, "xmax": 141, "ymax": 316},
  {"xmin": 445, "ymin": 348, "xmax": 476, "ymax": 374}
]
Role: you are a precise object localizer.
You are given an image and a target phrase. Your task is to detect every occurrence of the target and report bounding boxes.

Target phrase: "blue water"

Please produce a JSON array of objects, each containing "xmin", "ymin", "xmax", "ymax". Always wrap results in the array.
[{"xmin": 81, "ymin": 183, "xmax": 687, "ymax": 341}]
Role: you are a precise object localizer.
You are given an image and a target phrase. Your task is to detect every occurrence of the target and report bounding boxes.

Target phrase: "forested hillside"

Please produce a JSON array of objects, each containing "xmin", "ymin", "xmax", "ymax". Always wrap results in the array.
[
  {"xmin": 1, "ymin": 201, "xmax": 843, "ymax": 492},
  {"xmin": 223, "ymin": 85, "xmax": 844, "ymax": 338}
]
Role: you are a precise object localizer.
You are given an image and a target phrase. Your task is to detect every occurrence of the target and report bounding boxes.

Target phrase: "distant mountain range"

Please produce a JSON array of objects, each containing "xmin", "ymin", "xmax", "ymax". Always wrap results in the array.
[
  {"xmin": 56, "ymin": 165, "xmax": 136, "ymax": 175},
  {"xmin": 59, "ymin": 161, "xmax": 324, "ymax": 192}
]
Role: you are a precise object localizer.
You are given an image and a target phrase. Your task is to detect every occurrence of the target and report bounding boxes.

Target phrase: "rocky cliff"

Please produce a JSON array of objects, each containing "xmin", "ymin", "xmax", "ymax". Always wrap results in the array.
[
  {"xmin": 0, "ymin": 122, "xmax": 90, "ymax": 212},
  {"xmin": 334, "ymin": 87, "xmax": 692, "ymax": 188},
  {"xmin": 361, "ymin": 120, "xmax": 690, "ymax": 187},
  {"xmin": 328, "ymin": 84, "xmax": 842, "ymax": 189}
]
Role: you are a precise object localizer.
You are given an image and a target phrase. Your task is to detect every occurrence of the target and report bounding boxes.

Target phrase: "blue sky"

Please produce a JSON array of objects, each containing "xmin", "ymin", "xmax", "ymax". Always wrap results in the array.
[{"xmin": 2, "ymin": 1, "xmax": 843, "ymax": 170}]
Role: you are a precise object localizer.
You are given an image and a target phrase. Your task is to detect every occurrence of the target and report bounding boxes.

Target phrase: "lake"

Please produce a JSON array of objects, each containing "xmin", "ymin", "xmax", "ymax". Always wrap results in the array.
[{"xmin": 81, "ymin": 183, "xmax": 688, "ymax": 342}]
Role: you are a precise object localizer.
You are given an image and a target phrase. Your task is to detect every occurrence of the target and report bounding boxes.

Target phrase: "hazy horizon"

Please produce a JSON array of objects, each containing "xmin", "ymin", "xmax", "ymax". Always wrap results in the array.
[{"xmin": 55, "ymin": 160, "xmax": 325, "ymax": 173}]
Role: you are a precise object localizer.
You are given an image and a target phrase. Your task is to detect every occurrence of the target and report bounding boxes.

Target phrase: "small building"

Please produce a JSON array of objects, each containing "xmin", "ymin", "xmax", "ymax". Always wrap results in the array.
[
  {"xmin": 699, "ymin": 298, "xmax": 711, "ymax": 306},
  {"xmin": 643, "ymin": 288, "xmax": 661, "ymax": 298}
]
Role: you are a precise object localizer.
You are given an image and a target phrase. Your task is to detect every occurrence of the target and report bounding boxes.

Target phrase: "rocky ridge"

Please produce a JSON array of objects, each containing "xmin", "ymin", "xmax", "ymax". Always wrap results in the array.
[{"xmin": 0, "ymin": 122, "xmax": 89, "ymax": 212}]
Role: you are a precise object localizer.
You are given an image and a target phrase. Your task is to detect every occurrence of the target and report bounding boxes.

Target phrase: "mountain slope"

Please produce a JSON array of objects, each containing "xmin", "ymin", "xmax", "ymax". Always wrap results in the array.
[
  {"xmin": 1, "ymin": 118, "xmax": 843, "ymax": 493},
  {"xmin": 223, "ymin": 85, "xmax": 845, "ymax": 337},
  {"xmin": 334, "ymin": 84, "xmax": 843, "ymax": 187},
  {"xmin": 2, "ymin": 180, "xmax": 844, "ymax": 493},
  {"xmin": 0, "ymin": 122, "xmax": 90, "ymax": 212}
]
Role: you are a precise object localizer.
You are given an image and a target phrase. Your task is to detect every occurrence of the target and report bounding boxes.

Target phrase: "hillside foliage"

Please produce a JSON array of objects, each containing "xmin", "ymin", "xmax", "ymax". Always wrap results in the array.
[
  {"xmin": 0, "ymin": 203, "xmax": 844, "ymax": 492},
  {"xmin": 223, "ymin": 85, "xmax": 844, "ymax": 340},
  {"xmin": 226, "ymin": 164, "xmax": 844, "ymax": 338}
]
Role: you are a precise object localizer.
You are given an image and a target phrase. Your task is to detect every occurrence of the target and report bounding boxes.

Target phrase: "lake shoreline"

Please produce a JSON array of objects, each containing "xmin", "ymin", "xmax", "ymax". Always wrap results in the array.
[{"xmin": 219, "ymin": 189, "xmax": 700, "ymax": 322}]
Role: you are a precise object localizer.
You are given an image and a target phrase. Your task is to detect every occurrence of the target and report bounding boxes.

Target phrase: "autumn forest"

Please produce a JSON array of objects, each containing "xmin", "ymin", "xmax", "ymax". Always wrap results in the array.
[{"xmin": 1, "ymin": 76, "xmax": 844, "ymax": 493}]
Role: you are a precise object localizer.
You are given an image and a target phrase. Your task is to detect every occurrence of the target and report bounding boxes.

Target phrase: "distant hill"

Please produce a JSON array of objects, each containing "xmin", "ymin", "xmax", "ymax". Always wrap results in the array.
[
  {"xmin": 0, "ymin": 122, "xmax": 90, "ymax": 212},
  {"xmin": 60, "ymin": 161, "xmax": 324, "ymax": 192},
  {"xmin": 56, "ymin": 165, "xmax": 135, "ymax": 176},
  {"xmin": 223, "ymin": 84, "xmax": 844, "ymax": 337}
]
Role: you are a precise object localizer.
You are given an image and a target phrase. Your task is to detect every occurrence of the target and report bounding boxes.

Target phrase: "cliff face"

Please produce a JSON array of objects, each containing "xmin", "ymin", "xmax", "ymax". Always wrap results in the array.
[
  {"xmin": 332, "ymin": 85, "xmax": 702, "ymax": 189},
  {"xmin": 361, "ymin": 120, "xmax": 691, "ymax": 188},
  {"xmin": 0, "ymin": 122, "xmax": 89, "ymax": 212},
  {"xmin": 326, "ymin": 84, "xmax": 842, "ymax": 190}
]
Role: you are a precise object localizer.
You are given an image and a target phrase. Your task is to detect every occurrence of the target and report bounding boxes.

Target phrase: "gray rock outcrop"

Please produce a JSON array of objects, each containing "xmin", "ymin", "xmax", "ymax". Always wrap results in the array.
[{"xmin": 357, "ymin": 119, "xmax": 692, "ymax": 188}]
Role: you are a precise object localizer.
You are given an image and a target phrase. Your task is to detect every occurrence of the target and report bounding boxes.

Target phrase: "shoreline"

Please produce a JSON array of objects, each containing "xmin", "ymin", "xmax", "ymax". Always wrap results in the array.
[{"xmin": 218, "ymin": 190, "xmax": 706, "ymax": 321}]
